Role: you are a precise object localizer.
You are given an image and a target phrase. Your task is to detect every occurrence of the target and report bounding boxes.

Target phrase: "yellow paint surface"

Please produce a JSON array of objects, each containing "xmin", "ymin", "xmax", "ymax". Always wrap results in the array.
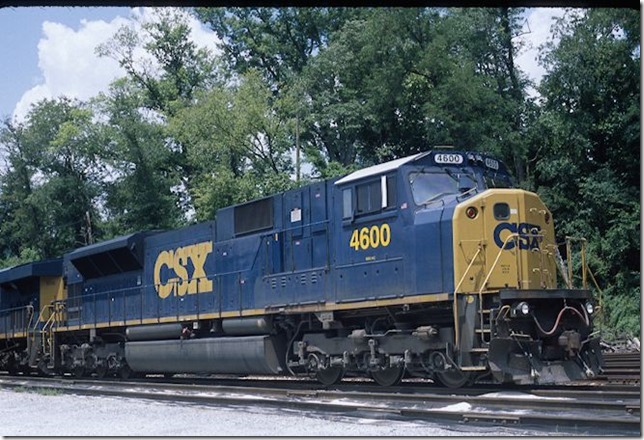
[
  {"xmin": 452, "ymin": 189, "xmax": 557, "ymax": 293},
  {"xmin": 39, "ymin": 276, "xmax": 65, "ymax": 321}
]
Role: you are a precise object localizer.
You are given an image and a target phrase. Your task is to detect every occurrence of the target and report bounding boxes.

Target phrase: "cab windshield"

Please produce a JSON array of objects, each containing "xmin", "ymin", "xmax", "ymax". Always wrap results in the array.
[{"xmin": 409, "ymin": 170, "xmax": 477, "ymax": 206}]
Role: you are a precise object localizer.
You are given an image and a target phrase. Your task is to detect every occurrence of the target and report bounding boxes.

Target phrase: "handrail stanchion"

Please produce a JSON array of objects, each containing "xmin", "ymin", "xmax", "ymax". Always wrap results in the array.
[{"xmin": 452, "ymin": 246, "xmax": 482, "ymax": 351}]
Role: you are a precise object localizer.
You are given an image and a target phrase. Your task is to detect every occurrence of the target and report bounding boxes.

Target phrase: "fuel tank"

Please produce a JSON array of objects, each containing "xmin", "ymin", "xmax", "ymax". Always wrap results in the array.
[{"xmin": 125, "ymin": 335, "xmax": 285, "ymax": 375}]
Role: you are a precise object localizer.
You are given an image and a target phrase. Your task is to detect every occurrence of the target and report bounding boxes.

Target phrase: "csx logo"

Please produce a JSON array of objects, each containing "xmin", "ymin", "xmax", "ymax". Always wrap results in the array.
[
  {"xmin": 493, "ymin": 223, "xmax": 541, "ymax": 250},
  {"xmin": 153, "ymin": 241, "xmax": 213, "ymax": 299}
]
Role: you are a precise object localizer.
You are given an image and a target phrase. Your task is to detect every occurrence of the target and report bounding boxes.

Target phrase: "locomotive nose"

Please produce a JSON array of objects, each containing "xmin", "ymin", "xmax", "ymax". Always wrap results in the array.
[{"xmin": 452, "ymin": 189, "xmax": 557, "ymax": 293}]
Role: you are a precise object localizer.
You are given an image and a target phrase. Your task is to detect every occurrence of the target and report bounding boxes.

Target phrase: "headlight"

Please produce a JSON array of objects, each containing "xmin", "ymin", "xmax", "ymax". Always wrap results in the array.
[
  {"xmin": 466, "ymin": 206, "xmax": 478, "ymax": 219},
  {"xmin": 585, "ymin": 302, "xmax": 594, "ymax": 315},
  {"xmin": 511, "ymin": 301, "xmax": 530, "ymax": 317}
]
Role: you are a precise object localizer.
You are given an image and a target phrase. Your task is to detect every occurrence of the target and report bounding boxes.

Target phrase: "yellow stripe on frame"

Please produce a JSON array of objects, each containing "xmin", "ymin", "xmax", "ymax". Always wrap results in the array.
[
  {"xmin": 0, "ymin": 331, "xmax": 27, "ymax": 339},
  {"xmin": 265, "ymin": 293, "xmax": 451, "ymax": 315},
  {"xmin": 47, "ymin": 293, "xmax": 451, "ymax": 332}
]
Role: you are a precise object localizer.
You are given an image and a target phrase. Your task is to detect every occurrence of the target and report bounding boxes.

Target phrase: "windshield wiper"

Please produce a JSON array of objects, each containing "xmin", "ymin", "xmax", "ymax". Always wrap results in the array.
[
  {"xmin": 443, "ymin": 167, "xmax": 458, "ymax": 181},
  {"xmin": 420, "ymin": 192, "xmax": 454, "ymax": 206}
]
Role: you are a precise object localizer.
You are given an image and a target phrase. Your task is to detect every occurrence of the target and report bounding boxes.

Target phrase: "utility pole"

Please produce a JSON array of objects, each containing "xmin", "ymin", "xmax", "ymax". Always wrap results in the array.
[
  {"xmin": 295, "ymin": 113, "xmax": 301, "ymax": 183},
  {"xmin": 85, "ymin": 211, "xmax": 94, "ymax": 245}
]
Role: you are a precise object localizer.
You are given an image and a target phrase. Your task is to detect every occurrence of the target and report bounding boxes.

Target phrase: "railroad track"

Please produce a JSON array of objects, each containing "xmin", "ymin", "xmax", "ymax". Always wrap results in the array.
[
  {"xmin": 599, "ymin": 352, "xmax": 641, "ymax": 383},
  {"xmin": 4, "ymin": 370, "xmax": 636, "ymax": 397},
  {"xmin": 134, "ymin": 373, "xmax": 640, "ymax": 400},
  {"xmin": 0, "ymin": 374, "xmax": 639, "ymax": 435}
]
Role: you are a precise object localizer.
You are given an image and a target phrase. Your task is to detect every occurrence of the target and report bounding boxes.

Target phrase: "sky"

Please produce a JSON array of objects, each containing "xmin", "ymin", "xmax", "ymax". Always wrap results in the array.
[{"xmin": 0, "ymin": 7, "xmax": 566, "ymax": 122}]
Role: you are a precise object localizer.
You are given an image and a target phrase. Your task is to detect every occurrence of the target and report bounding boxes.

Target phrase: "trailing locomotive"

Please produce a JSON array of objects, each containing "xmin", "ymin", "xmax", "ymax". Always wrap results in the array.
[{"xmin": 0, "ymin": 150, "xmax": 602, "ymax": 387}]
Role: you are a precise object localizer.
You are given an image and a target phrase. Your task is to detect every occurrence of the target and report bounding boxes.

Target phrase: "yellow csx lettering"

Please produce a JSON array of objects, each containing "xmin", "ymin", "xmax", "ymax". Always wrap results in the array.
[{"xmin": 153, "ymin": 241, "xmax": 213, "ymax": 299}]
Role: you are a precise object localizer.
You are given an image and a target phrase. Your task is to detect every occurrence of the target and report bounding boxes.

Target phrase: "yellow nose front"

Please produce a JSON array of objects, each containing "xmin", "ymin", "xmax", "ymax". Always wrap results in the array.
[{"xmin": 452, "ymin": 189, "xmax": 557, "ymax": 294}]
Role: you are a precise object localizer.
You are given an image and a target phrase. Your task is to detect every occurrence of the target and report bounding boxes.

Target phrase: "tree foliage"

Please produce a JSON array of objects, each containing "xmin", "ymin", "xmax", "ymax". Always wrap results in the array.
[
  {"xmin": 194, "ymin": 7, "xmax": 360, "ymax": 87},
  {"xmin": 535, "ymin": 9, "xmax": 640, "ymax": 336},
  {"xmin": 95, "ymin": 78, "xmax": 183, "ymax": 234},
  {"xmin": 97, "ymin": 8, "xmax": 220, "ymax": 116},
  {"xmin": 170, "ymin": 70, "xmax": 296, "ymax": 220},
  {"xmin": 0, "ymin": 98, "xmax": 103, "ymax": 260}
]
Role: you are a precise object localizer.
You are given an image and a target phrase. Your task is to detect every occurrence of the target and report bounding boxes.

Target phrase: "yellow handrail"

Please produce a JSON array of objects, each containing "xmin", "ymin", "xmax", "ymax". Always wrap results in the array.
[
  {"xmin": 25, "ymin": 305, "xmax": 35, "ymax": 345},
  {"xmin": 565, "ymin": 237, "xmax": 588, "ymax": 289},
  {"xmin": 451, "ymin": 233, "xmax": 592, "ymax": 357},
  {"xmin": 478, "ymin": 233, "xmax": 521, "ymax": 295},
  {"xmin": 37, "ymin": 302, "xmax": 64, "ymax": 358},
  {"xmin": 453, "ymin": 246, "xmax": 482, "ymax": 350}
]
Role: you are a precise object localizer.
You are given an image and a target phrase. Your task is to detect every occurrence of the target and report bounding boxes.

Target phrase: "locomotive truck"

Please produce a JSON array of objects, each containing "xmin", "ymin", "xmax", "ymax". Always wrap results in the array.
[{"xmin": 0, "ymin": 150, "xmax": 603, "ymax": 387}]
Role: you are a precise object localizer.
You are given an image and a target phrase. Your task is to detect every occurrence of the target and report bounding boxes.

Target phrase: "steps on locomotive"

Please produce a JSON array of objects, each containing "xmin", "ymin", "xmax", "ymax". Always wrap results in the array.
[
  {"xmin": 27, "ymin": 332, "xmax": 41, "ymax": 366},
  {"xmin": 460, "ymin": 306, "xmax": 493, "ymax": 373},
  {"xmin": 460, "ymin": 366, "xmax": 488, "ymax": 371}
]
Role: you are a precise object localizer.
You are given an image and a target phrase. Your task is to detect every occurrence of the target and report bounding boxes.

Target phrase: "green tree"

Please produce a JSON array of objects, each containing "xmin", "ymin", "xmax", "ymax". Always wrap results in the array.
[
  {"xmin": 536, "ymin": 8, "xmax": 640, "ymax": 337},
  {"xmin": 27, "ymin": 98, "xmax": 105, "ymax": 254},
  {"xmin": 194, "ymin": 7, "xmax": 363, "ymax": 178},
  {"xmin": 296, "ymin": 8, "xmax": 533, "ymax": 175},
  {"xmin": 194, "ymin": 7, "xmax": 360, "ymax": 87},
  {"xmin": 97, "ymin": 8, "xmax": 219, "ymax": 117},
  {"xmin": 95, "ymin": 79, "xmax": 183, "ymax": 234},
  {"xmin": 0, "ymin": 119, "xmax": 46, "ymax": 261},
  {"xmin": 170, "ymin": 71, "xmax": 296, "ymax": 220},
  {"xmin": 437, "ymin": 8, "xmax": 531, "ymax": 182},
  {"xmin": 0, "ymin": 98, "xmax": 105, "ymax": 260},
  {"xmin": 98, "ymin": 8, "xmax": 221, "ymax": 218}
]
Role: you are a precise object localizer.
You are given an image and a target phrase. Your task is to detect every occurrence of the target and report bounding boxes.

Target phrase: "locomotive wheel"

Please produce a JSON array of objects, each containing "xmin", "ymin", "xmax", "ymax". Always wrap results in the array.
[
  {"xmin": 434, "ymin": 369, "xmax": 471, "ymax": 388},
  {"xmin": 6, "ymin": 360, "xmax": 19, "ymax": 376},
  {"xmin": 94, "ymin": 364, "xmax": 108, "ymax": 379},
  {"xmin": 119, "ymin": 365, "xmax": 134, "ymax": 380},
  {"xmin": 370, "ymin": 364, "xmax": 405, "ymax": 387},
  {"xmin": 37, "ymin": 358, "xmax": 53, "ymax": 377},
  {"xmin": 316, "ymin": 366, "xmax": 344, "ymax": 386},
  {"xmin": 72, "ymin": 366, "xmax": 86, "ymax": 378}
]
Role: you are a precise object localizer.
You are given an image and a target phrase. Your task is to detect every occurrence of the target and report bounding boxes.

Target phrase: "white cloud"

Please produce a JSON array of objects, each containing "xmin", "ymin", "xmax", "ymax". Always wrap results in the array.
[
  {"xmin": 13, "ymin": 8, "xmax": 221, "ymax": 121},
  {"xmin": 515, "ymin": 8, "xmax": 567, "ymax": 98},
  {"xmin": 14, "ymin": 16, "xmax": 128, "ymax": 120}
]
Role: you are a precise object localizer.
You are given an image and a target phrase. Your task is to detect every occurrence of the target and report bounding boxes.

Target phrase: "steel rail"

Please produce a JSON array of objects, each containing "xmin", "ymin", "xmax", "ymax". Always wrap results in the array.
[
  {"xmin": 0, "ymin": 371, "xmax": 639, "ymax": 400},
  {"xmin": 122, "ymin": 374, "xmax": 644, "ymax": 398}
]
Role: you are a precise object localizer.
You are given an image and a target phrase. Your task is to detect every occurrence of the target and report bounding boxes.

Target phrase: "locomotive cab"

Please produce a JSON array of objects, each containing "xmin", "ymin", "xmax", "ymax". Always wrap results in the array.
[{"xmin": 401, "ymin": 151, "xmax": 601, "ymax": 385}]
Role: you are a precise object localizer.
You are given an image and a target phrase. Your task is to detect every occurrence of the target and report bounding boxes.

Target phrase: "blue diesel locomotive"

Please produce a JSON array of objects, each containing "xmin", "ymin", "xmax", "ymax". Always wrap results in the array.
[{"xmin": 0, "ymin": 150, "xmax": 602, "ymax": 387}]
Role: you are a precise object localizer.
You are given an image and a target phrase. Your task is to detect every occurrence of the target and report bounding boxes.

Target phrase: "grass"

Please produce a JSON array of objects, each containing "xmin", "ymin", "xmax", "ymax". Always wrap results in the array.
[
  {"xmin": 10, "ymin": 386, "xmax": 61, "ymax": 396},
  {"xmin": 33, "ymin": 387, "xmax": 61, "ymax": 396}
]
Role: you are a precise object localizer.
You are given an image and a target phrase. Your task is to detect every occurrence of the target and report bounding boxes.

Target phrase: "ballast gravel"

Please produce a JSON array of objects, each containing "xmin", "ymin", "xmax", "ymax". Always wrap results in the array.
[{"xmin": 0, "ymin": 389, "xmax": 550, "ymax": 436}]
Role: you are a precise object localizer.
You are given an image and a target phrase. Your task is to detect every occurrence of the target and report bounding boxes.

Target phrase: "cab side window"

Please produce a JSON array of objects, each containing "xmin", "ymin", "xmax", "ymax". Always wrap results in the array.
[
  {"xmin": 342, "ymin": 189, "xmax": 353, "ymax": 219},
  {"xmin": 345, "ymin": 175, "xmax": 397, "ymax": 219},
  {"xmin": 357, "ymin": 180, "xmax": 381, "ymax": 215}
]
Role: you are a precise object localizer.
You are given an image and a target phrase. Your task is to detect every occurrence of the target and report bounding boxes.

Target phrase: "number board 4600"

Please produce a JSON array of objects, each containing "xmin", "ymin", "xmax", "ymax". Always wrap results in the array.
[
  {"xmin": 434, "ymin": 153, "xmax": 463, "ymax": 164},
  {"xmin": 349, "ymin": 224, "xmax": 391, "ymax": 251}
]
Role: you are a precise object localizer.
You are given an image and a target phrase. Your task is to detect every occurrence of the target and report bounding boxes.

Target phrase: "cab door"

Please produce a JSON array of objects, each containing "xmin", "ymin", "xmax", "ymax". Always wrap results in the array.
[{"xmin": 334, "ymin": 174, "xmax": 405, "ymax": 302}]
